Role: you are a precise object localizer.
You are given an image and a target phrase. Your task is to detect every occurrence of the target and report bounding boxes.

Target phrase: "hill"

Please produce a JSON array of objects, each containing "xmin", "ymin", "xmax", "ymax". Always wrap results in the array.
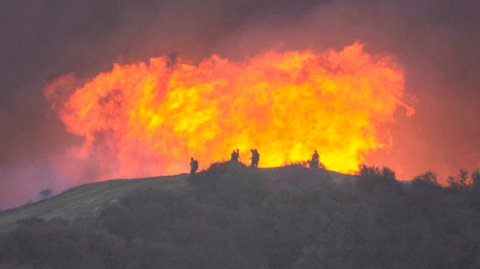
[
  {"xmin": 1, "ymin": 162, "xmax": 480, "ymax": 269},
  {"xmin": 0, "ymin": 165, "xmax": 353, "ymax": 231},
  {"xmin": 0, "ymin": 174, "xmax": 189, "ymax": 231}
]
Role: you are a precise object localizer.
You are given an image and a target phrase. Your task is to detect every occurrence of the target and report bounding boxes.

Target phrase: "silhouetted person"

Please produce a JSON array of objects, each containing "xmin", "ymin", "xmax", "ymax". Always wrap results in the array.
[
  {"xmin": 310, "ymin": 150, "xmax": 319, "ymax": 169},
  {"xmin": 231, "ymin": 149, "xmax": 240, "ymax": 162},
  {"xmin": 250, "ymin": 149, "xmax": 259, "ymax": 167},
  {"xmin": 190, "ymin": 157, "xmax": 198, "ymax": 174}
]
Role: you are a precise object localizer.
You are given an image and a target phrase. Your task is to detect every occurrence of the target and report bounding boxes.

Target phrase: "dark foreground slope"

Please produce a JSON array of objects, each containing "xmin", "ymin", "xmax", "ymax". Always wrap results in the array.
[{"xmin": 1, "ymin": 162, "xmax": 480, "ymax": 269}]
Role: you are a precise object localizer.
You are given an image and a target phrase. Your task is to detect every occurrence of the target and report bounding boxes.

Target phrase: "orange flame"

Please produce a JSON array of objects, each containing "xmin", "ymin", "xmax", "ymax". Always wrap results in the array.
[{"xmin": 44, "ymin": 42, "xmax": 413, "ymax": 183}]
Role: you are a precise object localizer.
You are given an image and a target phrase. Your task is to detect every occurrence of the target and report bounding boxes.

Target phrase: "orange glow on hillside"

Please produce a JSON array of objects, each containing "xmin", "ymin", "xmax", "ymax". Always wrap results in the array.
[{"xmin": 44, "ymin": 42, "xmax": 413, "ymax": 183}]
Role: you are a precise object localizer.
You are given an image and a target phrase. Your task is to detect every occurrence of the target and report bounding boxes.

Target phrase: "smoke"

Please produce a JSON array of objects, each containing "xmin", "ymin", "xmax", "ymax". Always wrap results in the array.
[{"xmin": 1, "ymin": 0, "xmax": 479, "ymax": 207}]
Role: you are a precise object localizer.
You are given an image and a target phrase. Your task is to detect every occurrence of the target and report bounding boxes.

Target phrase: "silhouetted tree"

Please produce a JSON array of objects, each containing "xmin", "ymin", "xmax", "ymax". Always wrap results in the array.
[
  {"xmin": 459, "ymin": 169, "xmax": 469, "ymax": 186},
  {"xmin": 412, "ymin": 170, "xmax": 440, "ymax": 189},
  {"xmin": 358, "ymin": 164, "xmax": 380, "ymax": 177},
  {"xmin": 471, "ymin": 169, "xmax": 480, "ymax": 187},
  {"xmin": 381, "ymin": 166, "xmax": 396, "ymax": 180},
  {"xmin": 39, "ymin": 188, "xmax": 53, "ymax": 200},
  {"xmin": 448, "ymin": 169, "xmax": 470, "ymax": 190},
  {"xmin": 356, "ymin": 164, "xmax": 396, "ymax": 192}
]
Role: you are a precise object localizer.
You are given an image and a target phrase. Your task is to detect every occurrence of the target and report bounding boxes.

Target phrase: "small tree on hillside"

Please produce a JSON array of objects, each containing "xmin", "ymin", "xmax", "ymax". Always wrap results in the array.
[
  {"xmin": 39, "ymin": 188, "xmax": 53, "ymax": 200},
  {"xmin": 356, "ymin": 164, "xmax": 397, "ymax": 192},
  {"xmin": 412, "ymin": 170, "xmax": 441, "ymax": 190},
  {"xmin": 471, "ymin": 169, "xmax": 480, "ymax": 187},
  {"xmin": 448, "ymin": 169, "xmax": 470, "ymax": 190}
]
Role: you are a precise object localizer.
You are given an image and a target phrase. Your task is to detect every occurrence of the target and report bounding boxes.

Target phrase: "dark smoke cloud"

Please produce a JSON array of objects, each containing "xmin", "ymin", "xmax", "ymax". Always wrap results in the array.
[{"xmin": 1, "ymin": 0, "xmax": 479, "ymax": 207}]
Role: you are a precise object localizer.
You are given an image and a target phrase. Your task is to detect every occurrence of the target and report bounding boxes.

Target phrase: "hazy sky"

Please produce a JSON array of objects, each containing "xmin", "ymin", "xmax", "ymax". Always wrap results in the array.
[{"xmin": 1, "ymin": 0, "xmax": 479, "ymax": 207}]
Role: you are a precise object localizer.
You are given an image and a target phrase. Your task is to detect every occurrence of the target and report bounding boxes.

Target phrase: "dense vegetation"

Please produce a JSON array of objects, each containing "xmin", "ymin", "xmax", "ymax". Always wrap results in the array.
[{"xmin": 2, "ymin": 162, "xmax": 480, "ymax": 268}]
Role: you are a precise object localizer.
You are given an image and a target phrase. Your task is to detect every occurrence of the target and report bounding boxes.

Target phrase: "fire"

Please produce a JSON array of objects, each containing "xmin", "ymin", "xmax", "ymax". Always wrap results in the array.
[{"xmin": 44, "ymin": 42, "xmax": 413, "ymax": 183}]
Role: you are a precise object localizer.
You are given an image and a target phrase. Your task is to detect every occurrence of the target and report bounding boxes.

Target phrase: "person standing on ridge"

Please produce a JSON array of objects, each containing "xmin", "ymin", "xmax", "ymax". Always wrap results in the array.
[
  {"xmin": 253, "ymin": 149, "xmax": 260, "ymax": 167},
  {"xmin": 310, "ymin": 150, "xmax": 319, "ymax": 169},
  {"xmin": 190, "ymin": 157, "xmax": 199, "ymax": 174},
  {"xmin": 231, "ymin": 149, "xmax": 240, "ymax": 162},
  {"xmin": 249, "ymin": 149, "xmax": 260, "ymax": 167}
]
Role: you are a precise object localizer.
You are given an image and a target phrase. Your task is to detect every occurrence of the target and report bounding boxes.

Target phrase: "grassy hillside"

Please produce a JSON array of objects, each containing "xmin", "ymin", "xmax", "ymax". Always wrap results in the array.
[
  {"xmin": 0, "ymin": 166, "xmax": 353, "ymax": 230},
  {"xmin": 0, "ymin": 174, "xmax": 189, "ymax": 231}
]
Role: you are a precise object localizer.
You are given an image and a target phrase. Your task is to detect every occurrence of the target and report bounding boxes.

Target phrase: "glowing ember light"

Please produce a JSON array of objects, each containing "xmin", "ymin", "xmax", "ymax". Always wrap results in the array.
[{"xmin": 44, "ymin": 42, "xmax": 414, "ymax": 183}]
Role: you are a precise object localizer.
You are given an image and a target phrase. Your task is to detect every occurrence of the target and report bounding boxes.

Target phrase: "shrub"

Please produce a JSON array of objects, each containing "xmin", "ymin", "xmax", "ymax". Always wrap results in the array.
[
  {"xmin": 355, "ymin": 165, "xmax": 397, "ymax": 193},
  {"xmin": 447, "ymin": 169, "xmax": 470, "ymax": 190},
  {"xmin": 39, "ymin": 188, "xmax": 53, "ymax": 200},
  {"xmin": 412, "ymin": 170, "xmax": 441, "ymax": 190},
  {"xmin": 187, "ymin": 160, "xmax": 247, "ymax": 190},
  {"xmin": 471, "ymin": 169, "xmax": 480, "ymax": 187},
  {"xmin": 283, "ymin": 161, "xmax": 309, "ymax": 168}
]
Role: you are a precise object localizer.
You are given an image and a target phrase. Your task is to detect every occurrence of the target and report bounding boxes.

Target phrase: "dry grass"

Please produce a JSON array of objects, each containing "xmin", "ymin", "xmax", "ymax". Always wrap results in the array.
[
  {"xmin": 0, "ymin": 173, "xmax": 189, "ymax": 231},
  {"xmin": 0, "ymin": 167, "xmax": 356, "ymax": 232}
]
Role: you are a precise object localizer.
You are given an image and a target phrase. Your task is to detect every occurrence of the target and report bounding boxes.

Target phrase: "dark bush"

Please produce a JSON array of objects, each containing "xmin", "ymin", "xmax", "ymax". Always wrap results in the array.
[
  {"xmin": 283, "ymin": 160, "xmax": 308, "ymax": 168},
  {"xmin": 355, "ymin": 165, "xmax": 397, "ymax": 193},
  {"xmin": 188, "ymin": 160, "xmax": 246, "ymax": 189},
  {"xmin": 412, "ymin": 170, "xmax": 441, "ymax": 190},
  {"xmin": 39, "ymin": 188, "xmax": 53, "ymax": 200},
  {"xmin": 447, "ymin": 169, "xmax": 471, "ymax": 191}
]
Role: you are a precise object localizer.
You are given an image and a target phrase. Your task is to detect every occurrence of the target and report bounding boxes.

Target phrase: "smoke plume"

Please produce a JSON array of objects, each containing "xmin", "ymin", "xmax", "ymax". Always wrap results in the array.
[{"xmin": 1, "ymin": 0, "xmax": 479, "ymax": 207}]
